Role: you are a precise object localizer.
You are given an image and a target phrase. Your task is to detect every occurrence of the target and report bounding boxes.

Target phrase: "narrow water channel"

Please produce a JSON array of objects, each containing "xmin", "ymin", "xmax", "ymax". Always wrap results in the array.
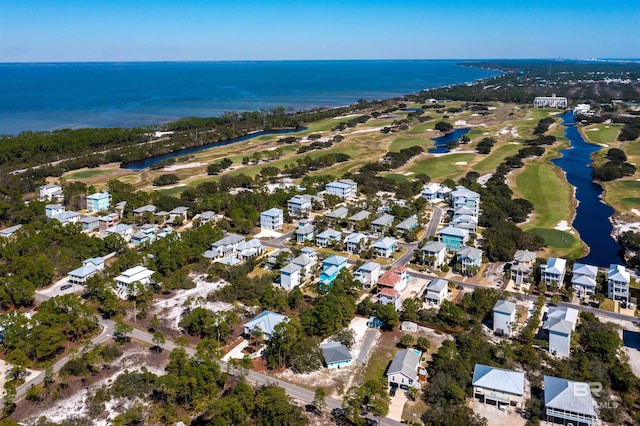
[{"xmin": 552, "ymin": 111, "xmax": 622, "ymax": 266}]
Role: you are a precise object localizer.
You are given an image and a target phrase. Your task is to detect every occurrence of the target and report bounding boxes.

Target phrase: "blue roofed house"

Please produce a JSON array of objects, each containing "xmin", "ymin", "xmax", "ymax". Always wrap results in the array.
[
  {"xmin": 493, "ymin": 300, "xmax": 517, "ymax": 336},
  {"xmin": 168, "ymin": 206, "xmax": 189, "ymax": 224},
  {"xmin": 316, "ymin": 229, "xmax": 342, "ymax": 248},
  {"xmin": 86, "ymin": 191, "xmax": 111, "ymax": 213},
  {"xmin": 373, "ymin": 237, "xmax": 397, "ymax": 258},
  {"xmin": 543, "ymin": 376, "xmax": 598, "ymax": 425},
  {"xmin": 320, "ymin": 255, "xmax": 348, "ymax": 286},
  {"xmin": 348, "ymin": 210, "xmax": 371, "ymax": 225},
  {"xmin": 541, "ymin": 257, "xmax": 567, "ymax": 287},
  {"xmin": 204, "ymin": 233, "xmax": 246, "ymax": 260},
  {"xmin": 456, "ymin": 246, "xmax": 483, "ymax": 275},
  {"xmin": 260, "ymin": 208, "xmax": 284, "ymax": 231},
  {"xmin": 244, "ymin": 310, "xmax": 288, "ymax": 340},
  {"xmin": 68, "ymin": 264, "xmax": 98, "ymax": 286},
  {"xmin": 571, "ymin": 263, "xmax": 598, "ymax": 298},
  {"xmin": 437, "ymin": 226, "xmax": 470, "ymax": 251},
  {"xmin": 295, "ymin": 221, "xmax": 315, "ymax": 243},
  {"xmin": 396, "ymin": 215, "xmax": 419, "ymax": 235},
  {"xmin": 0, "ymin": 224, "xmax": 22, "ymax": 239},
  {"xmin": 421, "ymin": 183, "xmax": 442, "ymax": 202},
  {"xmin": 321, "ymin": 342, "xmax": 353, "ymax": 369},
  {"xmin": 472, "ymin": 364, "xmax": 525, "ymax": 408},
  {"xmin": 607, "ymin": 264, "xmax": 630, "ymax": 304},
  {"xmin": 46, "ymin": 204, "xmax": 65, "ymax": 219},
  {"xmin": 104, "ymin": 223, "xmax": 134, "ymax": 243},
  {"xmin": 80, "ymin": 215, "xmax": 100, "ymax": 232}
]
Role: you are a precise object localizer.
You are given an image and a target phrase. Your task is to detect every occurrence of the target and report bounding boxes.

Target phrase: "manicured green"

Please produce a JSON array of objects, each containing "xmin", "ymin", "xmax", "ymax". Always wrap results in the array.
[
  {"xmin": 155, "ymin": 185, "xmax": 188, "ymax": 197},
  {"xmin": 581, "ymin": 124, "xmax": 622, "ymax": 145},
  {"xmin": 472, "ymin": 143, "xmax": 523, "ymax": 173},
  {"xmin": 389, "ymin": 137, "xmax": 428, "ymax": 152},
  {"xmin": 382, "ymin": 173, "xmax": 410, "ymax": 182},
  {"xmin": 409, "ymin": 153, "xmax": 476, "ymax": 179},
  {"xmin": 529, "ymin": 228, "xmax": 578, "ymax": 249},
  {"xmin": 67, "ymin": 168, "xmax": 113, "ymax": 179}
]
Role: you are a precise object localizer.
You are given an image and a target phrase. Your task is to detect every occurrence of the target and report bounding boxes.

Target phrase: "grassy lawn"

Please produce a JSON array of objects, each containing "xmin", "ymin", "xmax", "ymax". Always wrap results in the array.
[
  {"xmin": 402, "ymin": 399, "xmax": 427, "ymax": 423},
  {"xmin": 154, "ymin": 185, "xmax": 188, "ymax": 197},
  {"xmin": 382, "ymin": 173, "xmax": 410, "ymax": 183},
  {"xmin": 409, "ymin": 153, "xmax": 476, "ymax": 179},
  {"xmin": 472, "ymin": 143, "xmax": 522, "ymax": 173},
  {"xmin": 600, "ymin": 298, "xmax": 616, "ymax": 312},
  {"xmin": 66, "ymin": 168, "xmax": 114, "ymax": 179},
  {"xmin": 389, "ymin": 137, "xmax": 428, "ymax": 152},
  {"xmin": 581, "ymin": 124, "xmax": 622, "ymax": 145},
  {"xmin": 363, "ymin": 332, "xmax": 399, "ymax": 383}
]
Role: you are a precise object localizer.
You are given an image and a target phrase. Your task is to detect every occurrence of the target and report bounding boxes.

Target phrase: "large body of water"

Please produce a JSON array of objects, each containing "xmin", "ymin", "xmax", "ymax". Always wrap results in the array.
[
  {"xmin": 0, "ymin": 61, "xmax": 499, "ymax": 135},
  {"xmin": 552, "ymin": 111, "xmax": 622, "ymax": 267}
]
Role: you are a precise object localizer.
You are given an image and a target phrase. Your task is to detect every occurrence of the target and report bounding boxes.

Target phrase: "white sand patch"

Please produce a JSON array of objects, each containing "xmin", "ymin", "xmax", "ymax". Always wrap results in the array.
[
  {"xmin": 154, "ymin": 183, "xmax": 186, "ymax": 190},
  {"xmin": 479, "ymin": 123, "xmax": 487, "ymax": 127},
  {"xmin": 509, "ymin": 142, "xmax": 521, "ymax": 145},
  {"xmin": 605, "ymin": 126, "xmax": 610, "ymax": 128},
  {"xmin": 333, "ymin": 114, "xmax": 360, "ymax": 120},
  {"xmin": 163, "ymin": 162, "xmax": 205, "ymax": 172},
  {"xmin": 477, "ymin": 173, "xmax": 494, "ymax": 186},
  {"xmin": 403, "ymin": 172, "xmax": 414, "ymax": 176},
  {"xmin": 483, "ymin": 132, "xmax": 491, "ymax": 135},
  {"xmin": 599, "ymin": 143, "xmax": 610, "ymax": 147},
  {"xmin": 632, "ymin": 209, "xmax": 640, "ymax": 216},
  {"xmin": 454, "ymin": 161, "xmax": 468, "ymax": 165},
  {"xmin": 511, "ymin": 128, "xmax": 521, "ymax": 138},
  {"xmin": 454, "ymin": 120, "xmax": 468, "ymax": 126},
  {"xmin": 349, "ymin": 127, "xmax": 385, "ymax": 134},
  {"xmin": 498, "ymin": 127, "xmax": 510, "ymax": 135},
  {"xmin": 612, "ymin": 220, "xmax": 640, "ymax": 238},
  {"xmin": 527, "ymin": 118, "xmax": 534, "ymax": 121},
  {"xmin": 588, "ymin": 128, "xmax": 600, "ymax": 131},
  {"xmin": 488, "ymin": 107, "xmax": 497, "ymax": 110},
  {"xmin": 254, "ymin": 228, "xmax": 283, "ymax": 239},
  {"xmin": 430, "ymin": 149, "xmax": 476, "ymax": 157},
  {"xmin": 151, "ymin": 274, "xmax": 233, "ymax": 330},
  {"xmin": 554, "ymin": 220, "xmax": 571, "ymax": 231}
]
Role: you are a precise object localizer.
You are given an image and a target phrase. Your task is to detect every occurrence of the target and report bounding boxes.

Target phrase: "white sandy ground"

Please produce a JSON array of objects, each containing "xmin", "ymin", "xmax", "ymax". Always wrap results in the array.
[
  {"xmin": 454, "ymin": 161, "xmax": 468, "ymax": 165},
  {"xmin": 333, "ymin": 114, "xmax": 361, "ymax": 120},
  {"xmin": 611, "ymin": 219, "xmax": 640, "ymax": 238},
  {"xmin": 599, "ymin": 143, "xmax": 610, "ymax": 147},
  {"xmin": 25, "ymin": 350, "xmax": 166, "ymax": 426},
  {"xmin": 511, "ymin": 127, "xmax": 521, "ymax": 138},
  {"xmin": 348, "ymin": 127, "xmax": 385, "ymax": 134},
  {"xmin": 430, "ymin": 149, "xmax": 476, "ymax": 157},
  {"xmin": 632, "ymin": 209, "xmax": 640, "ymax": 216},
  {"xmin": 477, "ymin": 173, "xmax": 494, "ymax": 186},
  {"xmin": 403, "ymin": 172, "xmax": 414, "ymax": 176},
  {"xmin": 509, "ymin": 142, "xmax": 521, "ymax": 145},
  {"xmin": 454, "ymin": 120, "xmax": 469, "ymax": 126},
  {"xmin": 150, "ymin": 274, "xmax": 233, "ymax": 330},
  {"xmin": 163, "ymin": 162, "xmax": 205, "ymax": 172},
  {"xmin": 589, "ymin": 128, "xmax": 600, "ymax": 131},
  {"xmin": 254, "ymin": 228, "xmax": 283, "ymax": 239},
  {"xmin": 554, "ymin": 220, "xmax": 572, "ymax": 231}
]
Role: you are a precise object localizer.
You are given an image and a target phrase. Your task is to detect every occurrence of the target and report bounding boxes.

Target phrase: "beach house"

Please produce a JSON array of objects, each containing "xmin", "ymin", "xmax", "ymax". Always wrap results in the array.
[
  {"xmin": 370, "ymin": 213, "xmax": 395, "ymax": 234},
  {"xmin": 104, "ymin": 223, "xmax": 134, "ymax": 243},
  {"xmin": 168, "ymin": 206, "xmax": 189, "ymax": 224},
  {"xmin": 543, "ymin": 376, "xmax": 598, "ymax": 425},
  {"xmin": 295, "ymin": 221, "xmax": 315, "ymax": 243},
  {"xmin": 456, "ymin": 246, "xmax": 483, "ymax": 275},
  {"xmin": 280, "ymin": 263, "xmax": 302, "ymax": 290},
  {"xmin": 511, "ymin": 249, "xmax": 536, "ymax": 285},
  {"xmin": 541, "ymin": 257, "xmax": 567, "ymax": 287},
  {"xmin": 39, "ymin": 184, "xmax": 64, "ymax": 202},
  {"xmin": 348, "ymin": 210, "xmax": 371, "ymax": 225},
  {"xmin": 244, "ymin": 310, "xmax": 288, "ymax": 340},
  {"xmin": 387, "ymin": 349, "xmax": 422, "ymax": 390},
  {"xmin": 377, "ymin": 267, "xmax": 408, "ymax": 292},
  {"xmin": 493, "ymin": 300, "xmax": 516, "ymax": 336},
  {"xmin": 133, "ymin": 204, "xmax": 157, "ymax": 218},
  {"xmin": 326, "ymin": 206, "xmax": 349, "ymax": 220},
  {"xmin": 571, "ymin": 263, "xmax": 598, "ymax": 297},
  {"xmin": 472, "ymin": 364, "xmax": 525, "ymax": 408},
  {"xmin": 80, "ymin": 215, "xmax": 100, "ymax": 232},
  {"xmin": 320, "ymin": 255, "xmax": 348, "ymax": 286},
  {"xmin": 204, "ymin": 233, "xmax": 246, "ymax": 259},
  {"xmin": 424, "ymin": 278, "xmax": 448, "ymax": 306},
  {"xmin": 437, "ymin": 226, "xmax": 469, "ymax": 251},
  {"xmin": 607, "ymin": 264, "xmax": 630, "ymax": 304},
  {"xmin": 373, "ymin": 237, "xmax": 397, "ymax": 258},
  {"xmin": 421, "ymin": 241, "xmax": 446, "ymax": 268},
  {"xmin": 325, "ymin": 179, "xmax": 357, "ymax": 199},
  {"xmin": 421, "ymin": 183, "xmax": 442, "ymax": 202},
  {"xmin": 344, "ymin": 232, "xmax": 368, "ymax": 253},
  {"xmin": 46, "ymin": 204, "xmax": 65, "ymax": 219},
  {"xmin": 354, "ymin": 261, "xmax": 381, "ymax": 289},
  {"xmin": 321, "ymin": 342, "xmax": 353, "ymax": 369},
  {"xmin": 316, "ymin": 229, "xmax": 342, "ymax": 248},
  {"xmin": 287, "ymin": 194, "xmax": 312, "ymax": 217},
  {"xmin": 377, "ymin": 288, "xmax": 401, "ymax": 310},
  {"xmin": 114, "ymin": 265, "xmax": 155, "ymax": 299},
  {"xmin": 260, "ymin": 208, "xmax": 284, "ymax": 231},
  {"xmin": 451, "ymin": 186, "xmax": 480, "ymax": 215},
  {"xmin": 0, "ymin": 225, "xmax": 22, "ymax": 239},
  {"xmin": 542, "ymin": 306, "xmax": 578, "ymax": 357},
  {"xmin": 86, "ymin": 191, "xmax": 111, "ymax": 213},
  {"xmin": 396, "ymin": 215, "xmax": 419, "ymax": 234}
]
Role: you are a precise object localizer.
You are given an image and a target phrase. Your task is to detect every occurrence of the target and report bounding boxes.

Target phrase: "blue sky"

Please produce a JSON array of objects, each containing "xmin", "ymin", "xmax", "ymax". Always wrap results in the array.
[{"xmin": 1, "ymin": 0, "xmax": 638, "ymax": 62}]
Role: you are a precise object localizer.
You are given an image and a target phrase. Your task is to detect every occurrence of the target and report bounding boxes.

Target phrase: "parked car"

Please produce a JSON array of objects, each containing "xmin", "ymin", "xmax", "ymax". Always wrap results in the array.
[
  {"xmin": 389, "ymin": 386, "xmax": 397, "ymax": 397},
  {"xmin": 331, "ymin": 408, "xmax": 346, "ymax": 418},
  {"xmin": 60, "ymin": 284, "xmax": 72, "ymax": 290}
]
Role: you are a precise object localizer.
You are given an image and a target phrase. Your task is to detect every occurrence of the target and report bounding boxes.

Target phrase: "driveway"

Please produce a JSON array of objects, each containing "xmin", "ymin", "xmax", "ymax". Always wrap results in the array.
[
  {"xmin": 356, "ymin": 328, "xmax": 379, "ymax": 366},
  {"xmin": 35, "ymin": 276, "xmax": 81, "ymax": 302},
  {"xmin": 387, "ymin": 391, "xmax": 407, "ymax": 422}
]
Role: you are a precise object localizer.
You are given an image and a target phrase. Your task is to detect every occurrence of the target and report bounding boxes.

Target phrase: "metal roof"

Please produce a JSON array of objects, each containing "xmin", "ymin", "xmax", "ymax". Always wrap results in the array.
[
  {"xmin": 543, "ymin": 376, "xmax": 596, "ymax": 417},
  {"xmin": 321, "ymin": 342, "xmax": 353, "ymax": 364},
  {"xmin": 472, "ymin": 364, "xmax": 525, "ymax": 396},
  {"xmin": 387, "ymin": 349, "xmax": 421, "ymax": 380}
]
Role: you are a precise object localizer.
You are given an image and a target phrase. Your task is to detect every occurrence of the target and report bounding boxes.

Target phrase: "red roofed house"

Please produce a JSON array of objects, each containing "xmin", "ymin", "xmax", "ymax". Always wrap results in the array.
[
  {"xmin": 377, "ymin": 267, "xmax": 408, "ymax": 292},
  {"xmin": 377, "ymin": 287, "xmax": 401, "ymax": 310}
]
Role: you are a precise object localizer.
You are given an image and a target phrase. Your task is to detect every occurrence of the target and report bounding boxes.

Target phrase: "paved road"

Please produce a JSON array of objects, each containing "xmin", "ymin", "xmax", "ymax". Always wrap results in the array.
[{"xmin": 425, "ymin": 205, "xmax": 443, "ymax": 238}]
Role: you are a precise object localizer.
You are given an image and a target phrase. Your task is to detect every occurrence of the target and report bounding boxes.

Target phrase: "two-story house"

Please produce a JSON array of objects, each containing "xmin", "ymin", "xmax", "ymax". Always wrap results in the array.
[
  {"xmin": 260, "ymin": 208, "xmax": 284, "ymax": 231},
  {"xmin": 493, "ymin": 299, "xmax": 516, "ymax": 336},
  {"xmin": 325, "ymin": 179, "xmax": 357, "ymax": 199},
  {"xmin": 354, "ymin": 261, "xmax": 381, "ymax": 289},
  {"xmin": 437, "ymin": 226, "xmax": 470, "ymax": 251},
  {"xmin": 316, "ymin": 229, "xmax": 342, "ymax": 248},
  {"xmin": 344, "ymin": 232, "xmax": 368, "ymax": 253},
  {"xmin": 373, "ymin": 237, "xmax": 397, "ymax": 258},
  {"xmin": 571, "ymin": 263, "xmax": 598, "ymax": 297},
  {"xmin": 456, "ymin": 246, "xmax": 483, "ymax": 274}
]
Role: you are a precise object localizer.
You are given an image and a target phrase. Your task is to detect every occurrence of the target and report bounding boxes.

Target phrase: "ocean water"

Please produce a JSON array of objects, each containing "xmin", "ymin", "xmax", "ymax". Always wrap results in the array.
[{"xmin": 0, "ymin": 61, "xmax": 499, "ymax": 135}]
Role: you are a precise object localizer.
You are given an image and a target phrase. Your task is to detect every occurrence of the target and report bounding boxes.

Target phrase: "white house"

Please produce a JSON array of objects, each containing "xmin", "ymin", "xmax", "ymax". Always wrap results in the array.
[
  {"xmin": 371, "ymin": 214, "xmax": 395, "ymax": 233},
  {"xmin": 133, "ymin": 204, "xmax": 157, "ymax": 218},
  {"xmin": 39, "ymin": 184, "xmax": 63, "ymax": 202},
  {"xmin": 541, "ymin": 257, "xmax": 567, "ymax": 287},
  {"xmin": 543, "ymin": 306, "xmax": 578, "ymax": 357},
  {"xmin": 291, "ymin": 253, "xmax": 316, "ymax": 279},
  {"xmin": 280, "ymin": 263, "xmax": 302, "ymax": 290},
  {"xmin": 204, "ymin": 233, "xmax": 246, "ymax": 259},
  {"xmin": 114, "ymin": 265, "xmax": 155, "ymax": 299},
  {"xmin": 472, "ymin": 364, "xmax": 525, "ymax": 408},
  {"xmin": 168, "ymin": 206, "xmax": 189, "ymax": 224},
  {"xmin": 377, "ymin": 288, "xmax": 401, "ymax": 311},
  {"xmin": 0, "ymin": 225, "xmax": 22, "ymax": 239},
  {"xmin": 421, "ymin": 241, "xmax": 446, "ymax": 268},
  {"xmin": 373, "ymin": 237, "xmax": 397, "ymax": 258},
  {"xmin": 387, "ymin": 349, "xmax": 422, "ymax": 389},
  {"xmin": 571, "ymin": 263, "xmax": 598, "ymax": 297},
  {"xmin": 244, "ymin": 310, "xmax": 288, "ymax": 340},
  {"xmin": 377, "ymin": 267, "xmax": 408, "ymax": 292},
  {"xmin": 511, "ymin": 249, "xmax": 536, "ymax": 285},
  {"xmin": 104, "ymin": 224, "xmax": 134, "ymax": 243},
  {"xmin": 607, "ymin": 264, "xmax": 630, "ymax": 304},
  {"xmin": 354, "ymin": 262, "xmax": 381, "ymax": 289},
  {"xmin": 46, "ymin": 204, "xmax": 65, "ymax": 219},
  {"xmin": 326, "ymin": 206, "xmax": 349, "ymax": 220},
  {"xmin": 287, "ymin": 195, "xmax": 312, "ymax": 217},
  {"xmin": 421, "ymin": 183, "xmax": 442, "ymax": 202},
  {"xmin": 493, "ymin": 300, "xmax": 517, "ymax": 335},
  {"xmin": 424, "ymin": 278, "xmax": 448, "ymax": 306},
  {"xmin": 543, "ymin": 376, "xmax": 598, "ymax": 425},
  {"xmin": 316, "ymin": 229, "xmax": 342, "ymax": 248},
  {"xmin": 260, "ymin": 208, "xmax": 284, "ymax": 231},
  {"xmin": 326, "ymin": 179, "xmax": 357, "ymax": 199},
  {"xmin": 68, "ymin": 265, "xmax": 98, "ymax": 286},
  {"xmin": 344, "ymin": 232, "xmax": 368, "ymax": 253},
  {"xmin": 534, "ymin": 95, "xmax": 568, "ymax": 108}
]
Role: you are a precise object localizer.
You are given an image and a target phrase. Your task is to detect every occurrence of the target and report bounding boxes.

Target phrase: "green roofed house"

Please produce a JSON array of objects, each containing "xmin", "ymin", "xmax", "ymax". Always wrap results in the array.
[{"xmin": 321, "ymin": 342, "xmax": 353, "ymax": 369}]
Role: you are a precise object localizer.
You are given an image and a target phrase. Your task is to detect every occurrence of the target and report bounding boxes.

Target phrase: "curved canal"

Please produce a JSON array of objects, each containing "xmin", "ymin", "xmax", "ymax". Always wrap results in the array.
[
  {"xmin": 552, "ymin": 111, "xmax": 622, "ymax": 266},
  {"xmin": 121, "ymin": 127, "xmax": 307, "ymax": 170}
]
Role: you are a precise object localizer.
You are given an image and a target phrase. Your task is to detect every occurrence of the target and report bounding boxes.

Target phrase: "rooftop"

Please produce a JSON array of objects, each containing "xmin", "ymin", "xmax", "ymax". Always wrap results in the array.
[{"xmin": 472, "ymin": 364, "xmax": 525, "ymax": 396}]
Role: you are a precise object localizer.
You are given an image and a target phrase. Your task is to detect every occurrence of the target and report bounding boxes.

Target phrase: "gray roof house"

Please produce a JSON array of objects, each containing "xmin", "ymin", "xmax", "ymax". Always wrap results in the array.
[
  {"xmin": 326, "ymin": 206, "xmax": 349, "ymax": 220},
  {"xmin": 243, "ymin": 310, "xmax": 288, "ymax": 340},
  {"xmin": 387, "ymin": 349, "xmax": 422, "ymax": 389},
  {"xmin": 0, "ymin": 224, "xmax": 22, "ymax": 238},
  {"xmin": 349, "ymin": 210, "xmax": 371, "ymax": 222},
  {"xmin": 493, "ymin": 300, "xmax": 517, "ymax": 336},
  {"xmin": 472, "ymin": 364, "xmax": 525, "ymax": 407},
  {"xmin": 321, "ymin": 342, "xmax": 353, "ymax": 369},
  {"xmin": 543, "ymin": 376, "xmax": 598, "ymax": 425},
  {"xmin": 396, "ymin": 215, "xmax": 418, "ymax": 232},
  {"xmin": 371, "ymin": 213, "xmax": 395, "ymax": 231}
]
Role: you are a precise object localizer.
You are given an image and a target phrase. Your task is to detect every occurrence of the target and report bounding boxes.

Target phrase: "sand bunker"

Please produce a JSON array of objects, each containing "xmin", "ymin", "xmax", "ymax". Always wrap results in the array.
[{"xmin": 554, "ymin": 220, "xmax": 571, "ymax": 231}]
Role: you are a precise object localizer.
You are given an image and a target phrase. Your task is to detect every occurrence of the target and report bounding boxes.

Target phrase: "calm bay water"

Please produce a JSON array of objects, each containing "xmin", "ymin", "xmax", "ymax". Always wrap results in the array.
[
  {"xmin": 0, "ymin": 61, "xmax": 499, "ymax": 135},
  {"xmin": 552, "ymin": 112, "xmax": 623, "ymax": 267}
]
